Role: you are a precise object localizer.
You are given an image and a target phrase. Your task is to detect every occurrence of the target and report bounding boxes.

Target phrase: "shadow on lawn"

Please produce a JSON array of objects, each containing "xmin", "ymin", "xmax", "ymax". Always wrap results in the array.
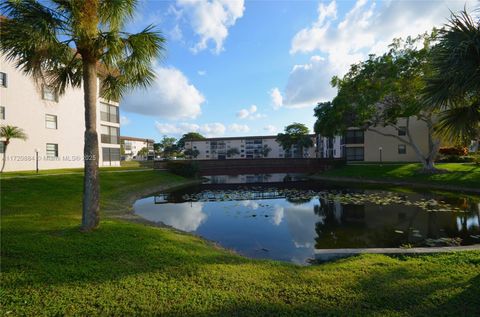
[{"xmin": 1, "ymin": 223, "xmax": 250, "ymax": 287}]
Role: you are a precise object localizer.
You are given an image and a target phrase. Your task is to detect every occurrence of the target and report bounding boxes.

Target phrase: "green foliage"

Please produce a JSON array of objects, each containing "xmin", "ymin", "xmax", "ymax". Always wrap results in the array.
[
  {"xmin": 261, "ymin": 145, "xmax": 272, "ymax": 158},
  {"xmin": 0, "ymin": 0, "xmax": 165, "ymax": 101},
  {"xmin": 276, "ymin": 123, "xmax": 313, "ymax": 153},
  {"xmin": 424, "ymin": 9, "xmax": 480, "ymax": 143},
  {"xmin": 137, "ymin": 147, "xmax": 149, "ymax": 157},
  {"xmin": 0, "ymin": 125, "xmax": 27, "ymax": 144},
  {"xmin": 166, "ymin": 161, "xmax": 199, "ymax": 177},
  {"xmin": 177, "ymin": 132, "xmax": 206, "ymax": 149},
  {"xmin": 158, "ymin": 135, "xmax": 178, "ymax": 158},
  {"xmin": 184, "ymin": 148, "xmax": 200, "ymax": 159},
  {"xmin": 314, "ymin": 33, "xmax": 436, "ymax": 136},
  {"xmin": 1, "ymin": 171, "xmax": 480, "ymax": 315},
  {"xmin": 226, "ymin": 147, "xmax": 240, "ymax": 158}
]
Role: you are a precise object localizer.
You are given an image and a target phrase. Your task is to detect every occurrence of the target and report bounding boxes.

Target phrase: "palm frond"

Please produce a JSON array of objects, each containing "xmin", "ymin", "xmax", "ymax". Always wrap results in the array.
[
  {"xmin": 0, "ymin": 125, "xmax": 28, "ymax": 141},
  {"xmin": 435, "ymin": 104, "xmax": 480, "ymax": 144},
  {"xmin": 99, "ymin": 0, "xmax": 138, "ymax": 30}
]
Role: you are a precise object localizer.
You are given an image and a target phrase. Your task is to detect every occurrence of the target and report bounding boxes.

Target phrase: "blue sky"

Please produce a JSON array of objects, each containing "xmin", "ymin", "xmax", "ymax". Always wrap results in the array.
[{"xmin": 120, "ymin": 0, "xmax": 476, "ymax": 141}]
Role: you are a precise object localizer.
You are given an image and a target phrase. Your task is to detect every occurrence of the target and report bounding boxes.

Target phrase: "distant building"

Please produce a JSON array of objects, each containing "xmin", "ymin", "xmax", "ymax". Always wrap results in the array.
[
  {"xmin": 0, "ymin": 53, "xmax": 121, "ymax": 172},
  {"xmin": 121, "ymin": 136, "xmax": 155, "ymax": 160},
  {"xmin": 184, "ymin": 135, "xmax": 317, "ymax": 160}
]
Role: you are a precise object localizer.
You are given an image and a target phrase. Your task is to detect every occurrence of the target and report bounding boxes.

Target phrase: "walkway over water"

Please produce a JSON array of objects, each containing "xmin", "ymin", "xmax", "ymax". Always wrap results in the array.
[{"xmin": 154, "ymin": 158, "xmax": 345, "ymax": 175}]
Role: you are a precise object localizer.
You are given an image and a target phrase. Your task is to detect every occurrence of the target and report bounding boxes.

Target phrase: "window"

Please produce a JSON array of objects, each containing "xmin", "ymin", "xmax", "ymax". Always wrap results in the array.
[
  {"xmin": 398, "ymin": 127, "xmax": 407, "ymax": 136},
  {"xmin": 42, "ymin": 86, "xmax": 58, "ymax": 101},
  {"xmin": 101, "ymin": 125, "xmax": 119, "ymax": 144},
  {"xmin": 45, "ymin": 114, "xmax": 57, "ymax": 129},
  {"xmin": 398, "ymin": 144, "xmax": 407, "ymax": 154},
  {"xmin": 345, "ymin": 129, "xmax": 364, "ymax": 144},
  {"xmin": 346, "ymin": 147, "xmax": 364, "ymax": 161},
  {"xmin": 46, "ymin": 143, "xmax": 58, "ymax": 157},
  {"xmin": 102, "ymin": 147, "xmax": 120, "ymax": 163},
  {"xmin": 0, "ymin": 141, "xmax": 4, "ymax": 153},
  {"xmin": 0, "ymin": 106, "xmax": 4, "ymax": 120},
  {"xmin": 0, "ymin": 72, "xmax": 7, "ymax": 87},
  {"xmin": 100, "ymin": 103, "xmax": 119, "ymax": 123}
]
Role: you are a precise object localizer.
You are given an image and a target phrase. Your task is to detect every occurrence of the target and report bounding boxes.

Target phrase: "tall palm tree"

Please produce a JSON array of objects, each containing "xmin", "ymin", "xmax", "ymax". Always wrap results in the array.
[
  {"xmin": 424, "ymin": 9, "xmax": 480, "ymax": 143},
  {"xmin": 0, "ymin": 1, "xmax": 165, "ymax": 231},
  {"xmin": 0, "ymin": 125, "xmax": 27, "ymax": 173}
]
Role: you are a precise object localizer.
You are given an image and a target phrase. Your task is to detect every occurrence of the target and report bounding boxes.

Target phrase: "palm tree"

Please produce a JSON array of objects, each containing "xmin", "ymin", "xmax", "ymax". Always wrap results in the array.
[
  {"xmin": 0, "ymin": 1, "xmax": 165, "ymax": 231},
  {"xmin": 424, "ymin": 9, "xmax": 480, "ymax": 144},
  {"xmin": 0, "ymin": 125, "xmax": 27, "ymax": 173}
]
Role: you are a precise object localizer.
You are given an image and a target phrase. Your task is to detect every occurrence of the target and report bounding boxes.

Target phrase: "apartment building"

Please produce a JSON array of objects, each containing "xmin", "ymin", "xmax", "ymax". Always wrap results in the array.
[
  {"xmin": 184, "ymin": 135, "xmax": 317, "ymax": 160},
  {"xmin": 121, "ymin": 136, "xmax": 155, "ymax": 160},
  {"xmin": 0, "ymin": 54, "xmax": 121, "ymax": 172},
  {"xmin": 317, "ymin": 117, "xmax": 430, "ymax": 162}
]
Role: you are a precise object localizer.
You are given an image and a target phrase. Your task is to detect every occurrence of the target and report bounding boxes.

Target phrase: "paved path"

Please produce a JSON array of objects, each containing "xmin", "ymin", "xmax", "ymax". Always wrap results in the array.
[{"xmin": 1, "ymin": 168, "xmax": 153, "ymax": 179}]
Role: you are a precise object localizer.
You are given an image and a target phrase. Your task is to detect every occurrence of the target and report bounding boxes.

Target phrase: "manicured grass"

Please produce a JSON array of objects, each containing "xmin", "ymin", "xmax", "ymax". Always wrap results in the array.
[
  {"xmin": 1, "ymin": 171, "xmax": 479, "ymax": 316},
  {"xmin": 0, "ymin": 160, "xmax": 152, "ymax": 178},
  {"xmin": 321, "ymin": 163, "xmax": 480, "ymax": 189}
]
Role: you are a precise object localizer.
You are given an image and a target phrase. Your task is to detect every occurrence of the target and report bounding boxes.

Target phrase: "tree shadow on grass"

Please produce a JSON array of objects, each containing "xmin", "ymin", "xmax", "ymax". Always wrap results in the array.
[{"xmin": 1, "ymin": 222, "xmax": 250, "ymax": 288}]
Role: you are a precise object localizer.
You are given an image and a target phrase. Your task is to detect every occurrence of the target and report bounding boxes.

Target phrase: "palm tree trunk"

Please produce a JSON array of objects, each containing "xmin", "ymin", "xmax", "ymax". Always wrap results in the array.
[
  {"xmin": 1, "ymin": 143, "xmax": 8, "ymax": 173},
  {"xmin": 81, "ymin": 60, "xmax": 100, "ymax": 231}
]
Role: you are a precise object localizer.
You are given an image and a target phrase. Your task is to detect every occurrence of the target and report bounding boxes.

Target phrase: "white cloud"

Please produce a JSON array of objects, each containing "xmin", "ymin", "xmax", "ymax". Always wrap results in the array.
[
  {"xmin": 155, "ymin": 122, "xmax": 226, "ymax": 137},
  {"xmin": 269, "ymin": 88, "xmax": 283, "ymax": 109},
  {"xmin": 122, "ymin": 66, "xmax": 205, "ymax": 120},
  {"xmin": 169, "ymin": 24, "xmax": 183, "ymax": 41},
  {"xmin": 176, "ymin": 0, "xmax": 245, "ymax": 54},
  {"xmin": 283, "ymin": 0, "xmax": 478, "ymax": 108},
  {"xmin": 263, "ymin": 125, "xmax": 277, "ymax": 134},
  {"xmin": 272, "ymin": 205, "xmax": 284, "ymax": 226},
  {"xmin": 236, "ymin": 104, "xmax": 265, "ymax": 120},
  {"xmin": 228, "ymin": 123, "xmax": 250, "ymax": 133},
  {"xmin": 197, "ymin": 70, "xmax": 207, "ymax": 76},
  {"xmin": 120, "ymin": 116, "xmax": 131, "ymax": 125}
]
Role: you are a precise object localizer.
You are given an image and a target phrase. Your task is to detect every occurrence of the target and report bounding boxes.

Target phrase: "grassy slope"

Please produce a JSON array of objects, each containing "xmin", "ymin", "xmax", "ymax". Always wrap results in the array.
[
  {"xmin": 320, "ymin": 163, "xmax": 480, "ymax": 188},
  {"xmin": 1, "ymin": 160, "xmax": 153, "ymax": 178},
  {"xmin": 1, "ymin": 171, "xmax": 479, "ymax": 316}
]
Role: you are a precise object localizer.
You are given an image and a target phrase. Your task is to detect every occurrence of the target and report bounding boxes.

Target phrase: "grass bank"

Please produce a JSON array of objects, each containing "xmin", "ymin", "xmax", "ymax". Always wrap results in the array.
[
  {"xmin": 315, "ymin": 163, "xmax": 480, "ymax": 192},
  {"xmin": 1, "ymin": 170, "xmax": 479, "ymax": 316},
  {"xmin": 0, "ymin": 160, "xmax": 153, "ymax": 178}
]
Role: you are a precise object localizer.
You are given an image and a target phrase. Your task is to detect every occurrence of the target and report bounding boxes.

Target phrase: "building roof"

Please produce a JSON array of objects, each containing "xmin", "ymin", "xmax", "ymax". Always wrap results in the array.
[{"xmin": 120, "ymin": 136, "xmax": 155, "ymax": 143}]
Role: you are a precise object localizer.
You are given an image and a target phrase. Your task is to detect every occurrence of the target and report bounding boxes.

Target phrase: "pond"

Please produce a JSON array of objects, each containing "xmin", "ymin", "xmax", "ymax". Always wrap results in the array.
[{"xmin": 134, "ymin": 175, "xmax": 480, "ymax": 264}]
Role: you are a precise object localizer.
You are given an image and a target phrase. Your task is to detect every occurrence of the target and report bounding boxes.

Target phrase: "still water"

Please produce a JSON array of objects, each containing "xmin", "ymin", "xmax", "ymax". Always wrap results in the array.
[{"xmin": 134, "ymin": 175, "xmax": 480, "ymax": 264}]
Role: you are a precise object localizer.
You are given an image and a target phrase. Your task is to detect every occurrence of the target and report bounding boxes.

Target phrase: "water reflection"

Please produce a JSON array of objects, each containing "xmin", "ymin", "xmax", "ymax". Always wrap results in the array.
[{"xmin": 134, "ymin": 184, "xmax": 480, "ymax": 264}]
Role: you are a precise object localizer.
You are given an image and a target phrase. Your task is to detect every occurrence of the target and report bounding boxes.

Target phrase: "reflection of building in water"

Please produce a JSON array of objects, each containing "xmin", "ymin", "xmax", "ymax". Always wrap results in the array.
[
  {"xmin": 203, "ymin": 173, "xmax": 306, "ymax": 184},
  {"xmin": 314, "ymin": 193, "xmax": 480, "ymax": 248}
]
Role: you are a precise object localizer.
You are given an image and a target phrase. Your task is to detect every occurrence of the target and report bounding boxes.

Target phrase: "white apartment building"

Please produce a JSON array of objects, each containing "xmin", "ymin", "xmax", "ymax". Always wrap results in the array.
[
  {"xmin": 0, "ymin": 54, "xmax": 121, "ymax": 172},
  {"xmin": 121, "ymin": 136, "xmax": 155, "ymax": 160},
  {"xmin": 184, "ymin": 135, "xmax": 318, "ymax": 160}
]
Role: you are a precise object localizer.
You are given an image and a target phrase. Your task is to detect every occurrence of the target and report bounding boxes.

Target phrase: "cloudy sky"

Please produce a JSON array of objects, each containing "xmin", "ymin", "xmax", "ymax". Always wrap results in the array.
[{"xmin": 120, "ymin": 0, "xmax": 477, "ymax": 140}]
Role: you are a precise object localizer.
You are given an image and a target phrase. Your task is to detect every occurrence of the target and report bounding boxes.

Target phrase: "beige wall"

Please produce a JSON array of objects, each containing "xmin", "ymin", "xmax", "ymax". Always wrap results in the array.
[
  {"xmin": 0, "ymin": 55, "xmax": 120, "ymax": 171},
  {"xmin": 363, "ymin": 118, "xmax": 429, "ymax": 162}
]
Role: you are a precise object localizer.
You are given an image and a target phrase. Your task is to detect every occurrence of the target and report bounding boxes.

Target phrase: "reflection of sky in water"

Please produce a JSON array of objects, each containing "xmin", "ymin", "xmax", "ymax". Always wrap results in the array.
[{"xmin": 134, "ymin": 188, "xmax": 480, "ymax": 265}]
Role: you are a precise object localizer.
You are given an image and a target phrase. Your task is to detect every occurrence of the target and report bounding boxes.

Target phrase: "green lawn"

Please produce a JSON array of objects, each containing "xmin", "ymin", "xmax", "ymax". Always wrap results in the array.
[
  {"xmin": 0, "ymin": 160, "xmax": 153, "ymax": 178},
  {"xmin": 1, "ymin": 171, "xmax": 479, "ymax": 316},
  {"xmin": 320, "ymin": 163, "xmax": 480, "ymax": 189}
]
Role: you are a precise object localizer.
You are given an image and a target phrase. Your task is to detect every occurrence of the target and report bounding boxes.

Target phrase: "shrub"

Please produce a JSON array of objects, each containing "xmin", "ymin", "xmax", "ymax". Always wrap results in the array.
[
  {"xmin": 439, "ymin": 147, "xmax": 468, "ymax": 156},
  {"xmin": 436, "ymin": 154, "xmax": 474, "ymax": 163},
  {"xmin": 166, "ymin": 161, "xmax": 199, "ymax": 177}
]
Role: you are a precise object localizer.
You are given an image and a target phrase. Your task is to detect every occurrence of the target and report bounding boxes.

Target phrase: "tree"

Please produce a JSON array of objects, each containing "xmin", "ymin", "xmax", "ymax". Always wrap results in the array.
[
  {"xmin": 137, "ymin": 147, "xmax": 149, "ymax": 158},
  {"xmin": 159, "ymin": 136, "xmax": 178, "ymax": 158},
  {"xmin": 314, "ymin": 33, "xmax": 441, "ymax": 171},
  {"xmin": 0, "ymin": 1, "xmax": 165, "ymax": 230},
  {"xmin": 226, "ymin": 147, "xmax": 240, "ymax": 158},
  {"xmin": 424, "ymin": 9, "xmax": 480, "ymax": 144},
  {"xmin": 261, "ymin": 145, "xmax": 272, "ymax": 158},
  {"xmin": 0, "ymin": 125, "xmax": 27, "ymax": 173},
  {"xmin": 177, "ymin": 132, "xmax": 205, "ymax": 149},
  {"xmin": 276, "ymin": 123, "xmax": 313, "ymax": 158},
  {"xmin": 184, "ymin": 148, "xmax": 200, "ymax": 159}
]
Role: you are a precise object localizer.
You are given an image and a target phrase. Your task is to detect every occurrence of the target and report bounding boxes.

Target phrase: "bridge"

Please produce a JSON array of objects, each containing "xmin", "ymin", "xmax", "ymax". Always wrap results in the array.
[{"xmin": 154, "ymin": 158, "xmax": 345, "ymax": 176}]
